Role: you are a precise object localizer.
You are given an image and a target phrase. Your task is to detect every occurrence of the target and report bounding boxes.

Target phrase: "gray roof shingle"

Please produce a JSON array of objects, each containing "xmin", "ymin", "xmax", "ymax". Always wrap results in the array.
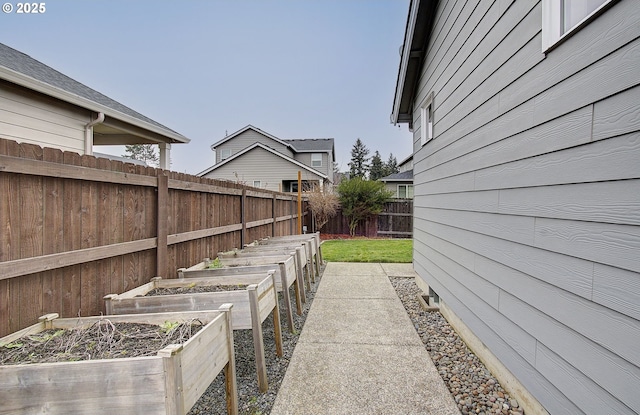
[
  {"xmin": 283, "ymin": 138, "xmax": 334, "ymax": 152},
  {"xmin": 380, "ymin": 169, "xmax": 413, "ymax": 181}
]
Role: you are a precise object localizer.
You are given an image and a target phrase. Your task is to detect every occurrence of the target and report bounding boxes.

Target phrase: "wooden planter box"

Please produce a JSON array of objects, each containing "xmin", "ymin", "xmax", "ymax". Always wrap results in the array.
[
  {"xmin": 0, "ymin": 308, "xmax": 237, "ymax": 415},
  {"xmin": 251, "ymin": 234, "xmax": 321, "ymax": 281},
  {"xmin": 104, "ymin": 273, "xmax": 281, "ymax": 393},
  {"xmin": 180, "ymin": 254, "xmax": 303, "ymax": 331},
  {"xmin": 235, "ymin": 244, "xmax": 312, "ymax": 293},
  {"xmin": 261, "ymin": 232, "xmax": 323, "ymax": 268}
]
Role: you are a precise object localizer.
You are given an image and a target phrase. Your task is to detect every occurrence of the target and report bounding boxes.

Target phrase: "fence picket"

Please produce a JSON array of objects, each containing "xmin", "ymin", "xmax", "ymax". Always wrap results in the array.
[{"xmin": 0, "ymin": 137, "xmax": 308, "ymax": 337}]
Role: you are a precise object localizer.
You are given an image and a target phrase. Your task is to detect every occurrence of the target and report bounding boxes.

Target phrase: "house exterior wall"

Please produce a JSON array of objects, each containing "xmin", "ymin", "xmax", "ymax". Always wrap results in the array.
[
  {"xmin": 0, "ymin": 80, "xmax": 89, "ymax": 153},
  {"xmin": 202, "ymin": 145, "xmax": 324, "ymax": 192},
  {"xmin": 293, "ymin": 152, "xmax": 331, "ymax": 178},
  {"xmin": 410, "ymin": 1, "xmax": 640, "ymax": 414},
  {"xmin": 215, "ymin": 129, "xmax": 293, "ymax": 164},
  {"xmin": 383, "ymin": 181, "xmax": 413, "ymax": 199},
  {"xmin": 398, "ymin": 160, "xmax": 413, "ymax": 173}
]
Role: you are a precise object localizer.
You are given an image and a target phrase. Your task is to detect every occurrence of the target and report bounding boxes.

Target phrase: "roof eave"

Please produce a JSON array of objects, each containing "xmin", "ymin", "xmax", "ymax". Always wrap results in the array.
[
  {"xmin": 0, "ymin": 66, "xmax": 190, "ymax": 144},
  {"xmin": 391, "ymin": 0, "xmax": 438, "ymax": 125}
]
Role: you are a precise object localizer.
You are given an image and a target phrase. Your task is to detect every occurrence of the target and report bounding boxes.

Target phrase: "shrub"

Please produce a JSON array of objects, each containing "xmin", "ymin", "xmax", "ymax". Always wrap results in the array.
[
  {"xmin": 307, "ymin": 185, "xmax": 339, "ymax": 230},
  {"xmin": 337, "ymin": 177, "xmax": 393, "ymax": 236}
]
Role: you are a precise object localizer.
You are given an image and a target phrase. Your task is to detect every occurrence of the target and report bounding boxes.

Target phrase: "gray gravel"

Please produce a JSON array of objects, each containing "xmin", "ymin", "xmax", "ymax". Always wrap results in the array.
[
  {"xmin": 188, "ymin": 269, "xmax": 322, "ymax": 415},
  {"xmin": 390, "ymin": 276, "xmax": 525, "ymax": 415},
  {"xmin": 187, "ymin": 269, "xmax": 525, "ymax": 415}
]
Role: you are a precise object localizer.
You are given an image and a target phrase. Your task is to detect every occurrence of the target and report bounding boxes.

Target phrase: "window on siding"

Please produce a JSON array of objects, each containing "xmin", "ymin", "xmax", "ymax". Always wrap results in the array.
[
  {"xmin": 398, "ymin": 184, "xmax": 414, "ymax": 199},
  {"xmin": 311, "ymin": 153, "xmax": 322, "ymax": 167},
  {"xmin": 542, "ymin": 0, "xmax": 615, "ymax": 51},
  {"xmin": 419, "ymin": 92, "xmax": 434, "ymax": 146},
  {"xmin": 220, "ymin": 149, "xmax": 231, "ymax": 160},
  {"xmin": 253, "ymin": 180, "xmax": 261, "ymax": 188}
]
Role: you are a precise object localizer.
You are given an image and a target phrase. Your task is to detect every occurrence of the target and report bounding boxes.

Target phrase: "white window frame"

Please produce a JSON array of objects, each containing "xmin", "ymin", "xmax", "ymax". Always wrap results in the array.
[
  {"xmin": 397, "ymin": 184, "xmax": 414, "ymax": 199},
  {"xmin": 311, "ymin": 153, "xmax": 322, "ymax": 168},
  {"xmin": 219, "ymin": 148, "xmax": 231, "ymax": 161},
  {"xmin": 419, "ymin": 92, "xmax": 434, "ymax": 147},
  {"xmin": 542, "ymin": 0, "xmax": 616, "ymax": 52},
  {"xmin": 253, "ymin": 180, "xmax": 261, "ymax": 188}
]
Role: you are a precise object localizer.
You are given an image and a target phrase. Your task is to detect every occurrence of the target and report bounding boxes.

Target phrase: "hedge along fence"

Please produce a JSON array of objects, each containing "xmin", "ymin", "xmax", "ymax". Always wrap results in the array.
[{"xmin": 0, "ymin": 138, "xmax": 310, "ymax": 337}]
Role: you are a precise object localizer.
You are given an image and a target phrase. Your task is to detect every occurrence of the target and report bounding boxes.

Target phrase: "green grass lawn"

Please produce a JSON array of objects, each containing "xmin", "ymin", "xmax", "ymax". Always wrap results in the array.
[{"xmin": 321, "ymin": 238, "xmax": 413, "ymax": 263}]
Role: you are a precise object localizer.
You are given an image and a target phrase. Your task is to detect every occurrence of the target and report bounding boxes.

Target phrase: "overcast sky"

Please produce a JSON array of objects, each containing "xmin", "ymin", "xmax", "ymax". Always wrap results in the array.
[{"xmin": 1, "ymin": 0, "xmax": 412, "ymax": 174}]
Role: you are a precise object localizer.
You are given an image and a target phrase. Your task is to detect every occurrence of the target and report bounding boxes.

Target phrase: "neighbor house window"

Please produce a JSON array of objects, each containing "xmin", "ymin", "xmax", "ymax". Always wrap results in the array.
[
  {"xmin": 219, "ymin": 148, "xmax": 231, "ymax": 161},
  {"xmin": 419, "ymin": 92, "xmax": 434, "ymax": 146},
  {"xmin": 311, "ymin": 153, "xmax": 322, "ymax": 167},
  {"xmin": 253, "ymin": 180, "xmax": 261, "ymax": 188},
  {"xmin": 398, "ymin": 184, "xmax": 414, "ymax": 199},
  {"xmin": 542, "ymin": 0, "xmax": 615, "ymax": 51}
]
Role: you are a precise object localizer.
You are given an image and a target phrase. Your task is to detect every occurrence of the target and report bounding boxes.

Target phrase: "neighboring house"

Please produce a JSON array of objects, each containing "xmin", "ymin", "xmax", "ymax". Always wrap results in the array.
[
  {"xmin": 380, "ymin": 154, "xmax": 413, "ymax": 198},
  {"xmin": 392, "ymin": 1, "xmax": 639, "ymax": 414},
  {"xmin": 0, "ymin": 43, "xmax": 189, "ymax": 169},
  {"xmin": 198, "ymin": 125, "xmax": 334, "ymax": 192}
]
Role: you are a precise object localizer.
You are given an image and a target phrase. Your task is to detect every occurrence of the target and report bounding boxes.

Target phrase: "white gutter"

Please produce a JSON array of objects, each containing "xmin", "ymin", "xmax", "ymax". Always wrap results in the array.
[{"xmin": 84, "ymin": 112, "xmax": 104, "ymax": 156}]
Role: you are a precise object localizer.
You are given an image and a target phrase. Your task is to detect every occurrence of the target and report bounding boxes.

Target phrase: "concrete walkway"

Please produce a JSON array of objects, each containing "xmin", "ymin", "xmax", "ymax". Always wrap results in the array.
[{"xmin": 270, "ymin": 262, "xmax": 461, "ymax": 415}]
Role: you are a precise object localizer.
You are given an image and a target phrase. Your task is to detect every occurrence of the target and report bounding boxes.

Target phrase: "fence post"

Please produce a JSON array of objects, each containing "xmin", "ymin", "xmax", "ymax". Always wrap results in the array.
[
  {"xmin": 241, "ymin": 188, "xmax": 247, "ymax": 247},
  {"xmin": 156, "ymin": 171, "xmax": 168, "ymax": 278}
]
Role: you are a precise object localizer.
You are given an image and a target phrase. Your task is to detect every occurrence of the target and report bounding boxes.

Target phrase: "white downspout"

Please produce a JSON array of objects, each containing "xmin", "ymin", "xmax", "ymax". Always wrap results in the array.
[
  {"xmin": 159, "ymin": 142, "xmax": 171, "ymax": 170},
  {"xmin": 84, "ymin": 112, "xmax": 104, "ymax": 156}
]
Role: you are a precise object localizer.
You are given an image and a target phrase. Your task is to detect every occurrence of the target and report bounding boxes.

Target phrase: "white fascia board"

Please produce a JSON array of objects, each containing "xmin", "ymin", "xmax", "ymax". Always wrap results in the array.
[{"xmin": 0, "ymin": 66, "xmax": 190, "ymax": 144}]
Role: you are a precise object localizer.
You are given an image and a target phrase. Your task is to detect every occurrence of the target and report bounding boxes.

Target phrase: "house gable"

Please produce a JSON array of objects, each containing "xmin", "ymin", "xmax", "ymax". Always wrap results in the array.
[
  {"xmin": 199, "ymin": 143, "xmax": 327, "ymax": 192},
  {"xmin": 211, "ymin": 125, "xmax": 293, "ymax": 163}
]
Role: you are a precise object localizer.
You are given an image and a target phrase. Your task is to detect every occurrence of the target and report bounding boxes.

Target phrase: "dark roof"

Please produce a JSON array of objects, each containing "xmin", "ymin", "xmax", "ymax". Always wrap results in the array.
[
  {"xmin": 0, "ymin": 42, "xmax": 188, "ymax": 141},
  {"xmin": 283, "ymin": 138, "xmax": 334, "ymax": 152},
  {"xmin": 380, "ymin": 169, "xmax": 413, "ymax": 182}
]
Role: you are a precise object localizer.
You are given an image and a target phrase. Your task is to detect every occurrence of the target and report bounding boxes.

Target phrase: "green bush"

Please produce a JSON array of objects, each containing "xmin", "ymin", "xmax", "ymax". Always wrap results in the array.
[{"xmin": 337, "ymin": 177, "xmax": 393, "ymax": 236}]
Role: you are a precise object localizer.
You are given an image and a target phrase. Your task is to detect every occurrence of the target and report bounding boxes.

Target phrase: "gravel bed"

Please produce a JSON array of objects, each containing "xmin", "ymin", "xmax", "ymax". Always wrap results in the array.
[
  {"xmin": 185, "ymin": 267, "xmax": 524, "ymax": 415},
  {"xmin": 188, "ymin": 267, "xmax": 323, "ymax": 415},
  {"xmin": 390, "ymin": 277, "xmax": 525, "ymax": 415}
]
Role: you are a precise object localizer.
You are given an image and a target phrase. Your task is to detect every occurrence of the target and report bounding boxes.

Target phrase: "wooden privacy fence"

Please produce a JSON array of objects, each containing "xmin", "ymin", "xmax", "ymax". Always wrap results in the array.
[
  {"xmin": 0, "ymin": 138, "xmax": 310, "ymax": 337},
  {"xmin": 322, "ymin": 199, "xmax": 413, "ymax": 238}
]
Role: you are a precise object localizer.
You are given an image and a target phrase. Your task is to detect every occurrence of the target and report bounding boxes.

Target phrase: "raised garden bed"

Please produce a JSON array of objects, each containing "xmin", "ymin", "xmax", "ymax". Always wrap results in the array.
[
  {"xmin": 104, "ymin": 273, "xmax": 281, "ymax": 393},
  {"xmin": 180, "ymin": 254, "xmax": 302, "ymax": 332},
  {"xmin": 217, "ymin": 246, "xmax": 308, "ymax": 307},
  {"xmin": 0, "ymin": 308, "xmax": 237, "ymax": 415},
  {"xmin": 251, "ymin": 233, "xmax": 322, "ymax": 281},
  {"xmin": 263, "ymin": 232, "xmax": 323, "ymax": 265},
  {"xmin": 233, "ymin": 244, "xmax": 312, "ymax": 294}
]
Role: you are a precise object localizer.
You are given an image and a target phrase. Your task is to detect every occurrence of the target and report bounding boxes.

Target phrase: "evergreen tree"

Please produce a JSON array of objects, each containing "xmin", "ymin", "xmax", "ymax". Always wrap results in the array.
[
  {"xmin": 123, "ymin": 144, "xmax": 159, "ymax": 167},
  {"xmin": 384, "ymin": 153, "xmax": 399, "ymax": 176},
  {"xmin": 347, "ymin": 138, "xmax": 370, "ymax": 179},
  {"xmin": 369, "ymin": 151, "xmax": 386, "ymax": 181}
]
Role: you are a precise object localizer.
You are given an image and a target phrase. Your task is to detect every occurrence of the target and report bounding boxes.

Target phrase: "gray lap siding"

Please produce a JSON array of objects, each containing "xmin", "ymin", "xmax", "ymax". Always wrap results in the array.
[{"xmin": 411, "ymin": 0, "xmax": 640, "ymax": 413}]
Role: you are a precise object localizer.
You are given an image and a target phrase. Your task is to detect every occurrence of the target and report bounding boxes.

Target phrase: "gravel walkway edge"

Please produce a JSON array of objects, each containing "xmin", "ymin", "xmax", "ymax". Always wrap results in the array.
[{"xmin": 390, "ymin": 276, "xmax": 525, "ymax": 415}]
